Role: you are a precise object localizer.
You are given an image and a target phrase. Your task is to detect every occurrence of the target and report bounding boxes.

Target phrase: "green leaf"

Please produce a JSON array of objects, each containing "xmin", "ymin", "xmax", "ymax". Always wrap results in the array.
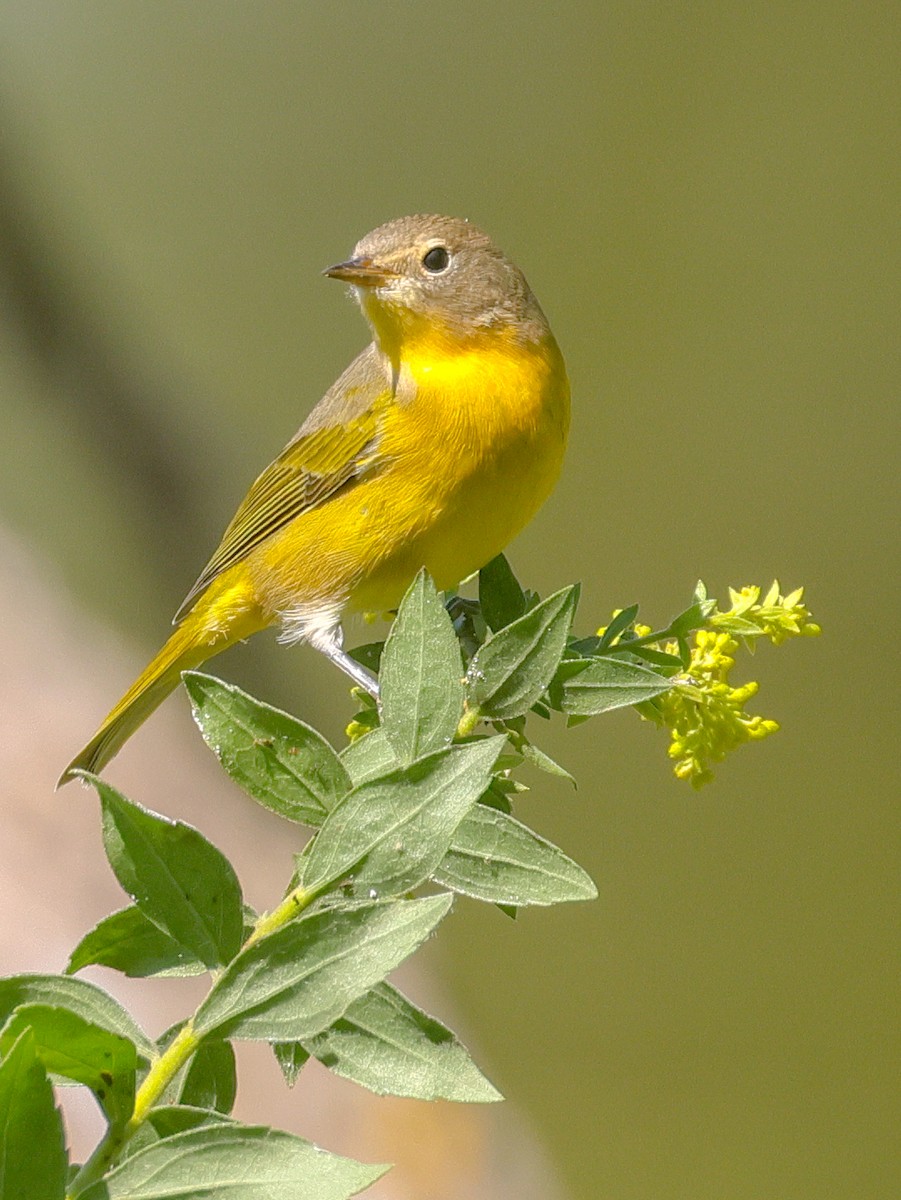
[
  {"xmin": 194, "ymin": 894, "xmax": 453, "ymax": 1042},
  {"xmin": 466, "ymin": 585, "xmax": 578, "ymax": 720},
  {"xmin": 117, "ymin": 1120, "xmax": 161, "ymax": 1160},
  {"xmin": 347, "ymin": 641, "xmax": 385, "ymax": 673},
  {"xmin": 177, "ymin": 1039, "xmax": 236, "ymax": 1114},
  {"xmin": 303, "ymin": 739, "xmax": 505, "ymax": 896},
  {"xmin": 597, "ymin": 603, "xmax": 639, "ymax": 651},
  {"xmin": 0, "ymin": 1004, "xmax": 135, "ymax": 1126},
  {"xmin": 84, "ymin": 774, "xmax": 243, "ymax": 969},
  {"xmin": 550, "ymin": 656, "xmax": 673, "ymax": 716},
  {"xmin": 340, "ymin": 728, "xmax": 398, "ymax": 785},
  {"xmin": 379, "ymin": 570, "xmax": 464, "ymax": 763},
  {"xmin": 672, "ymin": 590, "xmax": 717, "ymax": 633},
  {"xmin": 304, "ymin": 981, "xmax": 501, "ymax": 1103},
  {"xmin": 66, "ymin": 905, "xmax": 206, "ymax": 979},
  {"xmin": 146, "ymin": 1105, "xmax": 235, "ymax": 1139},
  {"xmin": 478, "ymin": 554, "xmax": 526, "ymax": 632},
  {"xmin": 445, "ymin": 594, "xmax": 488, "ymax": 661},
  {"xmin": 184, "ymin": 672, "xmax": 350, "ymax": 825},
  {"xmin": 628, "ymin": 645, "xmax": 684, "ymax": 669},
  {"xmin": 80, "ymin": 1124, "xmax": 387, "ymax": 1200},
  {"xmin": 0, "ymin": 975, "xmax": 154, "ymax": 1058},
  {"xmin": 435, "ymin": 806, "xmax": 597, "ymax": 906},
  {"xmin": 273, "ymin": 1041, "xmax": 310, "ymax": 1087},
  {"xmin": 710, "ymin": 614, "xmax": 766, "ymax": 637},
  {"xmin": 567, "ymin": 635, "xmax": 602, "ymax": 656},
  {"xmin": 676, "ymin": 636, "xmax": 692, "ymax": 669},
  {"xmin": 0, "ymin": 1031, "xmax": 68, "ymax": 1200},
  {"xmin": 517, "ymin": 738, "xmax": 575, "ymax": 784}
]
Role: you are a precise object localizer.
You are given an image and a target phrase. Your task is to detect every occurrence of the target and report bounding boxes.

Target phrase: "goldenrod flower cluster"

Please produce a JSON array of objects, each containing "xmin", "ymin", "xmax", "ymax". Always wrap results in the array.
[
  {"xmin": 658, "ymin": 630, "xmax": 776, "ymax": 787},
  {"xmin": 710, "ymin": 583, "xmax": 822, "ymax": 647},
  {"xmin": 598, "ymin": 583, "xmax": 820, "ymax": 787},
  {"xmin": 660, "ymin": 583, "xmax": 820, "ymax": 787}
]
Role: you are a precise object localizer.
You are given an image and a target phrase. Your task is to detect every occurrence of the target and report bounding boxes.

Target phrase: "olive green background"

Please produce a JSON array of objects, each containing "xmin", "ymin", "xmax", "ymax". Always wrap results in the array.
[{"xmin": 1, "ymin": 4, "xmax": 897, "ymax": 1197}]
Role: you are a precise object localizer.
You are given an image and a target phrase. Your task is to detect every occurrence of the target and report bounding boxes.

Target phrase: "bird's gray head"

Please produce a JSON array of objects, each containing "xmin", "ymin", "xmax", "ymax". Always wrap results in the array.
[{"xmin": 324, "ymin": 214, "xmax": 549, "ymax": 348}]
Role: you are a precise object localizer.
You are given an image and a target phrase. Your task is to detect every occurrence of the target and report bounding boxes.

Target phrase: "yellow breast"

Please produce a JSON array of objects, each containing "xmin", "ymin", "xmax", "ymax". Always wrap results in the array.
[
  {"xmin": 250, "ymin": 325, "xmax": 570, "ymax": 619},
  {"xmin": 349, "ymin": 326, "xmax": 570, "ymax": 610}
]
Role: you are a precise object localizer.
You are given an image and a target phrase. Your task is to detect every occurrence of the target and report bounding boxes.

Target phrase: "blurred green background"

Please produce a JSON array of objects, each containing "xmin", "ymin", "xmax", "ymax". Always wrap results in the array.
[{"xmin": 1, "ymin": 3, "xmax": 897, "ymax": 1197}]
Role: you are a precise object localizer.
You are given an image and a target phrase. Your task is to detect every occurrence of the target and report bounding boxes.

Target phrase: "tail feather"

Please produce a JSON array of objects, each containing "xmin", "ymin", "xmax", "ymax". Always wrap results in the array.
[{"xmin": 59, "ymin": 616, "xmax": 240, "ymax": 787}]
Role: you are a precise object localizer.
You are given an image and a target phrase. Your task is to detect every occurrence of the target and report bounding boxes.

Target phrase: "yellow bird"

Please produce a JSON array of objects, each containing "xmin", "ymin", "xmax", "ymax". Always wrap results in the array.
[{"xmin": 61, "ymin": 215, "xmax": 570, "ymax": 784}]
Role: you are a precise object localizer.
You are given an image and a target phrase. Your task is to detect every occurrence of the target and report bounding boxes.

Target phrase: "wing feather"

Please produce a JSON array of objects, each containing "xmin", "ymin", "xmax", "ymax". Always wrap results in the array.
[{"xmin": 173, "ymin": 344, "xmax": 391, "ymax": 623}]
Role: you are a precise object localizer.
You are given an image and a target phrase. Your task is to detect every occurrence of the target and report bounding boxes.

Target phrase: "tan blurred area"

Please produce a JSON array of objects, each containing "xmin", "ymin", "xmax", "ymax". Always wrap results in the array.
[{"xmin": 0, "ymin": 4, "xmax": 898, "ymax": 1198}]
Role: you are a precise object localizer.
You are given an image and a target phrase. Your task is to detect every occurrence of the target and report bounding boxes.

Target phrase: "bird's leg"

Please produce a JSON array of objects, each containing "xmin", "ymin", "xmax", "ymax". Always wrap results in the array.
[{"xmin": 307, "ymin": 623, "xmax": 380, "ymax": 698}]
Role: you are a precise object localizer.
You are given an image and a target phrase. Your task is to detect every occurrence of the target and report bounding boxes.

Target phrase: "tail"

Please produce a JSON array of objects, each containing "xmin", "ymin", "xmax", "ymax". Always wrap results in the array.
[{"xmin": 59, "ymin": 599, "xmax": 265, "ymax": 786}]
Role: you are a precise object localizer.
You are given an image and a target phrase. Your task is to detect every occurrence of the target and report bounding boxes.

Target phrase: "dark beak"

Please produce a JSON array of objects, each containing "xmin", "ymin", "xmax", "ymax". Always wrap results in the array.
[{"xmin": 322, "ymin": 256, "xmax": 397, "ymax": 287}]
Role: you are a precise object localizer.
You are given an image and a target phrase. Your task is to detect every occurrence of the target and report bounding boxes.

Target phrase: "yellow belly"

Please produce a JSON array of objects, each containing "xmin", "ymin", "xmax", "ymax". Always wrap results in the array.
[{"xmin": 247, "ymin": 331, "xmax": 570, "ymax": 620}]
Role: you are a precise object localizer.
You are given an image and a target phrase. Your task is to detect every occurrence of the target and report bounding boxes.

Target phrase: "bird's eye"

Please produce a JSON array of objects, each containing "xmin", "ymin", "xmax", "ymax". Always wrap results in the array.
[{"xmin": 422, "ymin": 245, "xmax": 450, "ymax": 273}]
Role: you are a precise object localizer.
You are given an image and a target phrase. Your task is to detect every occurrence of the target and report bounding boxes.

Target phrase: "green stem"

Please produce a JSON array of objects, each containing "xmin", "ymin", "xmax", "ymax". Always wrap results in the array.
[
  {"xmin": 67, "ymin": 1024, "xmax": 197, "ymax": 1196},
  {"xmin": 245, "ymin": 885, "xmax": 316, "ymax": 948},
  {"xmin": 602, "ymin": 624, "xmax": 681, "ymax": 654},
  {"xmin": 68, "ymin": 883, "xmax": 316, "ymax": 1196},
  {"xmin": 129, "ymin": 1022, "xmax": 198, "ymax": 1125}
]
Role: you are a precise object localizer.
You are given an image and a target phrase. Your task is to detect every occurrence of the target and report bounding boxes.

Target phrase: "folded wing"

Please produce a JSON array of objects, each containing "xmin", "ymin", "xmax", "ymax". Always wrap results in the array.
[{"xmin": 174, "ymin": 344, "xmax": 393, "ymax": 623}]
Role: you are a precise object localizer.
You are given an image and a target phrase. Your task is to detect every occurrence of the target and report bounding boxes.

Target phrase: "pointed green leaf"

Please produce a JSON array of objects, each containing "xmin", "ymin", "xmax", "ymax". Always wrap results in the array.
[
  {"xmin": 671, "ymin": 591, "xmax": 716, "ymax": 633},
  {"xmin": 303, "ymin": 739, "xmax": 505, "ymax": 896},
  {"xmin": 195, "ymin": 894, "xmax": 453, "ymax": 1042},
  {"xmin": 116, "ymin": 1119, "xmax": 160, "ymax": 1161},
  {"xmin": 517, "ymin": 738, "xmax": 575, "ymax": 784},
  {"xmin": 481, "ymin": 778, "xmax": 514, "ymax": 813},
  {"xmin": 0, "ymin": 975, "xmax": 153, "ymax": 1058},
  {"xmin": 709, "ymin": 614, "xmax": 766, "ymax": 637},
  {"xmin": 66, "ymin": 905, "xmax": 206, "ymax": 979},
  {"xmin": 347, "ymin": 641, "xmax": 385, "ymax": 673},
  {"xmin": 379, "ymin": 571, "xmax": 464, "ymax": 763},
  {"xmin": 177, "ymin": 1038, "xmax": 236, "ymax": 1114},
  {"xmin": 273, "ymin": 1041, "xmax": 310, "ymax": 1087},
  {"xmin": 0, "ymin": 1004, "xmax": 135, "ymax": 1126},
  {"xmin": 304, "ymin": 981, "xmax": 500, "ymax": 1103},
  {"xmin": 340, "ymin": 728, "xmax": 398, "ymax": 785},
  {"xmin": 567, "ymin": 635, "xmax": 602, "ymax": 656},
  {"xmin": 80, "ymin": 1124, "xmax": 387, "ymax": 1200},
  {"xmin": 597, "ymin": 603, "xmax": 639, "ymax": 651},
  {"xmin": 466, "ymin": 585, "xmax": 578, "ymax": 719},
  {"xmin": 185, "ymin": 671, "xmax": 350, "ymax": 825},
  {"xmin": 445, "ymin": 594, "xmax": 488, "ymax": 661},
  {"xmin": 628, "ymin": 645, "xmax": 684, "ymax": 669},
  {"xmin": 82, "ymin": 774, "xmax": 243, "ymax": 969},
  {"xmin": 478, "ymin": 554, "xmax": 526, "ymax": 632},
  {"xmin": 146, "ymin": 1105, "xmax": 235, "ymax": 1139},
  {"xmin": 550, "ymin": 656, "xmax": 673, "ymax": 716},
  {"xmin": 435, "ymin": 806, "xmax": 597, "ymax": 906},
  {"xmin": 0, "ymin": 1031, "xmax": 67, "ymax": 1200}
]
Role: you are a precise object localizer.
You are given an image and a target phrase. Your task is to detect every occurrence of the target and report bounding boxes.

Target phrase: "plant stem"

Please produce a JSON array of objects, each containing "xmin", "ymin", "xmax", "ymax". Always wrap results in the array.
[
  {"xmin": 602, "ymin": 625, "xmax": 678, "ymax": 654},
  {"xmin": 68, "ymin": 883, "xmax": 317, "ymax": 1195},
  {"xmin": 245, "ymin": 884, "xmax": 316, "ymax": 948},
  {"xmin": 67, "ymin": 1023, "xmax": 197, "ymax": 1197},
  {"xmin": 129, "ymin": 1022, "xmax": 198, "ymax": 1125}
]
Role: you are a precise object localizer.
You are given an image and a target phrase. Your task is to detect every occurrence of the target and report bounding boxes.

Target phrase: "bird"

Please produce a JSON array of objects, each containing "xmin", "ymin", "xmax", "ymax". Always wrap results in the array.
[{"xmin": 60, "ymin": 214, "xmax": 570, "ymax": 784}]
